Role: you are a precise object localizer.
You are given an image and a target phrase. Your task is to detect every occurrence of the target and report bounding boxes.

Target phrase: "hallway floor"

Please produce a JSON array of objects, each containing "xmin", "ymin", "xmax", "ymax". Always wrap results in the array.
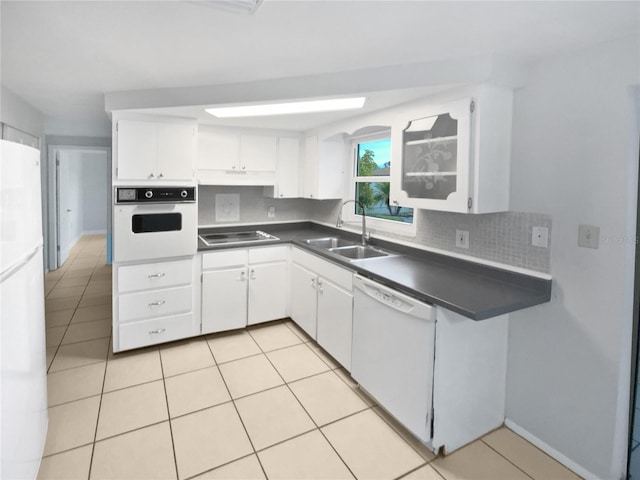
[{"xmin": 39, "ymin": 235, "xmax": 581, "ymax": 480}]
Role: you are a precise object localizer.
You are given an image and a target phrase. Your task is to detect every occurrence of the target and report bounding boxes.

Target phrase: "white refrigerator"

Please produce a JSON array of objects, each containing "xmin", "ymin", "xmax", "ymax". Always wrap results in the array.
[{"xmin": 0, "ymin": 140, "xmax": 48, "ymax": 479}]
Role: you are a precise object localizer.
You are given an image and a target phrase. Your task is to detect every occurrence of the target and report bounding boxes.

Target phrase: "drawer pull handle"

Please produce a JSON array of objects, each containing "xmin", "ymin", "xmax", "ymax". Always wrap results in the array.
[
  {"xmin": 148, "ymin": 300, "xmax": 166, "ymax": 307},
  {"xmin": 149, "ymin": 328, "xmax": 165, "ymax": 335},
  {"xmin": 148, "ymin": 273, "xmax": 165, "ymax": 278}
]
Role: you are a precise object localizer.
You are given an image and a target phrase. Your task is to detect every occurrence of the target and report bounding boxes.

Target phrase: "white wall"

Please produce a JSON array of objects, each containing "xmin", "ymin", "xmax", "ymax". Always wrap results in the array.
[
  {"xmin": 81, "ymin": 151, "xmax": 108, "ymax": 233},
  {"xmin": 506, "ymin": 35, "xmax": 640, "ymax": 479}
]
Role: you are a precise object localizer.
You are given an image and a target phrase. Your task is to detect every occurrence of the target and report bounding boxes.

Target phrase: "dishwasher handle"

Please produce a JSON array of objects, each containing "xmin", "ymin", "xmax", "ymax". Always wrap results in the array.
[{"xmin": 353, "ymin": 275, "xmax": 435, "ymax": 320}]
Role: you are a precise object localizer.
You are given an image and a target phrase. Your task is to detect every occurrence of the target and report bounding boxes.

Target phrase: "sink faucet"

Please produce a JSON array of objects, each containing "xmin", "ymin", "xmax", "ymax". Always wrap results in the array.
[{"xmin": 336, "ymin": 200, "xmax": 368, "ymax": 245}]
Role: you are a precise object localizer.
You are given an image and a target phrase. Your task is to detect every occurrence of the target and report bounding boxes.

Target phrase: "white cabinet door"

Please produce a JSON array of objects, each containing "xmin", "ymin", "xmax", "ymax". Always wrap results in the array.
[
  {"xmin": 117, "ymin": 120, "xmax": 157, "ymax": 180},
  {"xmin": 317, "ymin": 279, "xmax": 353, "ymax": 370},
  {"xmin": 302, "ymin": 135, "xmax": 343, "ymax": 199},
  {"xmin": 273, "ymin": 137, "xmax": 300, "ymax": 198},
  {"xmin": 240, "ymin": 135, "xmax": 277, "ymax": 172},
  {"xmin": 248, "ymin": 262, "xmax": 287, "ymax": 325},
  {"xmin": 302, "ymin": 136, "xmax": 319, "ymax": 198},
  {"xmin": 156, "ymin": 122, "xmax": 195, "ymax": 181},
  {"xmin": 198, "ymin": 131, "xmax": 240, "ymax": 171},
  {"xmin": 391, "ymin": 98, "xmax": 472, "ymax": 213},
  {"xmin": 201, "ymin": 267, "xmax": 248, "ymax": 334},
  {"xmin": 289, "ymin": 262, "xmax": 317, "ymax": 339}
]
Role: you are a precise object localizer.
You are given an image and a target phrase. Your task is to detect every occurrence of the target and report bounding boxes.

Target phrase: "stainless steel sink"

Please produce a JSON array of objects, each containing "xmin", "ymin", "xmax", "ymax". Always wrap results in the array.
[
  {"xmin": 305, "ymin": 237, "xmax": 357, "ymax": 249},
  {"xmin": 329, "ymin": 245, "xmax": 392, "ymax": 260}
]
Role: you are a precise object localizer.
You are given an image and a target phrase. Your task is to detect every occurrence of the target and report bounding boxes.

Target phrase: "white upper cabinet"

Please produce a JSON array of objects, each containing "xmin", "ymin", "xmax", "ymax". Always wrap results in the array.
[
  {"xmin": 264, "ymin": 137, "xmax": 301, "ymax": 199},
  {"xmin": 198, "ymin": 129, "xmax": 279, "ymax": 185},
  {"xmin": 390, "ymin": 86, "xmax": 512, "ymax": 213},
  {"xmin": 302, "ymin": 134, "xmax": 344, "ymax": 200},
  {"xmin": 116, "ymin": 119, "xmax": 196, "ymax": 182},
  {"xmin": 240, "ymin": 135, "xmax": 277, "ymax": 172}
]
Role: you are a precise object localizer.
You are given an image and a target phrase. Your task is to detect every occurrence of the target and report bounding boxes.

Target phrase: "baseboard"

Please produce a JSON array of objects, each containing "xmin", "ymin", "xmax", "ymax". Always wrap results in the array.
[
  {"xmin": 504, "ymin": 418, "xmax": 600, "ymax": 480},
  {"xmin": 81, "ymin": 229, "xmax": 107, "ymax": 235}
]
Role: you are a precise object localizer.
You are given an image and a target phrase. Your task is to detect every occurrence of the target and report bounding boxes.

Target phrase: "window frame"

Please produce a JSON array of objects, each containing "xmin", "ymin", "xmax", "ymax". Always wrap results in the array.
[{"xmin": 344, "ymin": 131, "xmax": 417, "ymax": 237}]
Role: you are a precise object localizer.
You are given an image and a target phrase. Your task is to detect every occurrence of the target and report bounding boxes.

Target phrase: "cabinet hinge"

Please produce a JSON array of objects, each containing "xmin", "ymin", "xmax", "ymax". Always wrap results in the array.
[
  {"xmin": 467, "ymin": 197, "xmax": 473, "ymax": 210},
  {"xmin": 470, "ymin": 100, "xmax": 475, "ymax": 113}
]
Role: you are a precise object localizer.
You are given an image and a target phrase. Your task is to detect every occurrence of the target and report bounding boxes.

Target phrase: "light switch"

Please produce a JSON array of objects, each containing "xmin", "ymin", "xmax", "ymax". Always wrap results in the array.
[{"xmin": 578, "ymin": 224, "xmax": 600, "ymax": 249}]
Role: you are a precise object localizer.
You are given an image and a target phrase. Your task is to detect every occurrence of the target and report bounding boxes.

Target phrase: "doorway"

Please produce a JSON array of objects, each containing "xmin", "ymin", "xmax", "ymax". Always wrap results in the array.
[{"xmin": 47, "ymin": 145, "xmax": 111, "ymax": 270}]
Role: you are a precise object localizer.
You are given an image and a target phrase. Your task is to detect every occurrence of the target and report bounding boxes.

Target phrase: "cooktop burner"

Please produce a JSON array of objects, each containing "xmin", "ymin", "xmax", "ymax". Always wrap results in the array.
[{"xmin": 199, "ymin": 230, "xmax": 279, "ymax": 246}]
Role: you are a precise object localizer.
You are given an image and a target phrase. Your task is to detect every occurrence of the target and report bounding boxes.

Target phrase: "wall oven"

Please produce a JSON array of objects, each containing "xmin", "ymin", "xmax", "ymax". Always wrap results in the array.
[{"xmin": 113, "ymin": 187, "xmax": 197, "ymax": 263}]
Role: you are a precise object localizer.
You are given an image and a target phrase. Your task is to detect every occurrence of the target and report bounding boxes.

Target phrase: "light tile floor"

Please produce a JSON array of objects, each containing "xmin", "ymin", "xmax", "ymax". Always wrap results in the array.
[{"xmin": 39, "ymin": 235, "xmax": 582, "ymax": 480}]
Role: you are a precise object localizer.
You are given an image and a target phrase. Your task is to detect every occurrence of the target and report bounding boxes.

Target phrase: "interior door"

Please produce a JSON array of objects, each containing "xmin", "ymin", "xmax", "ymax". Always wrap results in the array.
[{"xmin": 57, "ymin": 151, "xmax": 83, "ymax": 266}]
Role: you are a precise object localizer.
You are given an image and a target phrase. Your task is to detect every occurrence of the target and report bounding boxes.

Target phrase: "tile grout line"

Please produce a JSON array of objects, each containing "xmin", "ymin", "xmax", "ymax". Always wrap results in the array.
[
  {"xmin": 249, "ymin": 327, "xmax": 359, "ymax": 480},
  {"xmin": 157, "ymin": 348, "xmax": 181, "ymax": 480},
  {"xmin": 202, "ymin": 334, "xmax": 270, "ymax": 480},
  {"xmin": 480, "ymin": 438, "xmax": 537, "ymax": 480},
  {"xmin": 86, "ymin": 327, "xmax": 112, "ymax": 480}
]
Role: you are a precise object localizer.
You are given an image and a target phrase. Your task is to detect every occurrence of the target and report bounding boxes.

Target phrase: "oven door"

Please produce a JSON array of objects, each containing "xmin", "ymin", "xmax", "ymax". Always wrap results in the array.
[{"xmin": 113, "ymin": 203, "xmax": 197, "ymax": 262}]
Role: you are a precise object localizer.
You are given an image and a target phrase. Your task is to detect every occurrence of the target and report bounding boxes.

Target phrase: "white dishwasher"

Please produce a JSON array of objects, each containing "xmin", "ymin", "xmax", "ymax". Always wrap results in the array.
[{"xmin": 351, "ymin": 274, "xmax": 436, "ymax": 443}]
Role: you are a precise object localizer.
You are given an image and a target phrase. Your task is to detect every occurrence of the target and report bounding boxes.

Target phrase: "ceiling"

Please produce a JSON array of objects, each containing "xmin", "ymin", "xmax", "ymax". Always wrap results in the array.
[{"xmin": 1, "ymin": 1, "xmax": 638, "ymax": 135}]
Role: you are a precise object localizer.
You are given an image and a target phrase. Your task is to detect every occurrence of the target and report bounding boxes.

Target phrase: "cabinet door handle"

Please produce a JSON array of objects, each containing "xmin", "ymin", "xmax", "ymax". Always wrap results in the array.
[
  {"xmin": 242, "ymin": 165, "xmax": 246, "ymax": 170},
  {"xmin": 148, "ymin": 273, "xmax": 165, "ymax": 278},
  {"xmin": 240, "ymin": 271, "xmax": 246, "ymax": 281},
  {"xmin": 148, "ymin": 300, "xmax": 166, "ymax": 306},
  {"xmin": 232, "ymin": 165, "xmax": 237, "ymax": 170},
  {"xmin": 250, "ymin": 269, "xmax": 256, "ymax": 280},
  {"xmin": 149, "ymin": 328, "xmax": 165, "ymax": 335},
  {"xmin": 317, "ymin": 279, "xmax": 323, "ymax": 294},
  {"xmin": 149, "ymin": 173, "xmax": 155, "ymax": 178},
  {"xmin": 158, "ymin": 173, "xmax": 164, "ymax": 178},
  {"xmin": 311, "ymin": 278, "xmax": 316, "ymax": 289}
]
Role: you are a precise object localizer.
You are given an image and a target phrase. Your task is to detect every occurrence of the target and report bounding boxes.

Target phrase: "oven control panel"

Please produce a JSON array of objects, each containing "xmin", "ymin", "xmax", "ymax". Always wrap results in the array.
[{"xmin": 116, "ymin": 187, "xmax": 196, "ymax": 204}]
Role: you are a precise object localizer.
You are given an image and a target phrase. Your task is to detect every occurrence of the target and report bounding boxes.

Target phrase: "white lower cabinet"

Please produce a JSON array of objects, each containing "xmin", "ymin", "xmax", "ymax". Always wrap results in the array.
[
  {"xmin": 202, "ymin": 266, "xmax": 248, "ymax": 333},
  {"xmin": 201, "ymin": 246, "xmax": 288, "ymax": 334},
  {"xmin": 114, "ymin": 257, "xmax": 198, "ymax": 352},
  {"xmin": 289, "ymin": 247, "xmax": 353, "ymax": 369}
]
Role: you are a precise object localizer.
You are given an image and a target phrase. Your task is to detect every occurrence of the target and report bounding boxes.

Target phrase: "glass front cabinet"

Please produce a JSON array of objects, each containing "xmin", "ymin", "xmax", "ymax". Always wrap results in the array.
[{"xmin": 390, "ymin": 86, "xmax": 513, "ymax": 213}]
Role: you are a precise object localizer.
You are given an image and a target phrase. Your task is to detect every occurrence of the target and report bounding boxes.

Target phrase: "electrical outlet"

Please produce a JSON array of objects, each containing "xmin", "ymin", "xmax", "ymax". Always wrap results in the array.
[
  {"xmin": 578, "ymin": 224, "xmax": 600, "ymax": 249},
  {"xmin": 455, "ymin": 230, "xmax": 469, "ymax": 249},
  {"xmin": 532, "ymin": 226, "xmax": 549, "ymax": 248},
  {"xmin": 267, "ymin": 205, "xmax": 275, "ymax": 218}
]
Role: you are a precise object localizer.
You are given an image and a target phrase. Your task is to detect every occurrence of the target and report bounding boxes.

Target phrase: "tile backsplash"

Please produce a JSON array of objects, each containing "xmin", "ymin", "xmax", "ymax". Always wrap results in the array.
[
  {"xmin": 412, "ymin": 210, "xmax": 551, "ymax": 273},
  {"xmin": 310, "ymin": 203, "xmax": 552, "ymax": 273},
  {"xmin": 198, "ymin": 186, "xmax": 551, "ymax": 274}
]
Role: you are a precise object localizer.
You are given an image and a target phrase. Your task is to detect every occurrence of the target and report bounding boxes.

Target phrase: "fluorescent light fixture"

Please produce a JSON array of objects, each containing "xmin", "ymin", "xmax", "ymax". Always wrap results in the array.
[
  {"xmin": 186, "ymin": 0, "xmax": 263, "ymax": 15},
  {"xmin": 206, "ymin": 97, "xmax": 366, "ymax": 118}
]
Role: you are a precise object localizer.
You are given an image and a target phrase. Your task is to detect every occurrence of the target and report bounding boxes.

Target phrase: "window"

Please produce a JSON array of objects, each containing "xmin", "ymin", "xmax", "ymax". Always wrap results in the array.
[{"xmin": 349, "ymin": 132, "xmax": 415, "ymax": 233}]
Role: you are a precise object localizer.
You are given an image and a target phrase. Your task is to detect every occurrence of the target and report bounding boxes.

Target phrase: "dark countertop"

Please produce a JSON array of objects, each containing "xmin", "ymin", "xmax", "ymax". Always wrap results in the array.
[{"xmin": 198, "ymin": 222, "xmax": 552, "ymax": 320}]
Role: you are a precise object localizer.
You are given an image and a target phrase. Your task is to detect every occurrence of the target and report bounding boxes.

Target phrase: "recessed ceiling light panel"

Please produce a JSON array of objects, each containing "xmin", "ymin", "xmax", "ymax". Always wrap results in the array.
[
  {"xmin": 206, "ymin": 97, "xmax": 367, "ymax": 118},
  {"xmin": 186, "ymin": 0, "xmax": 263, "ymax": 15}
]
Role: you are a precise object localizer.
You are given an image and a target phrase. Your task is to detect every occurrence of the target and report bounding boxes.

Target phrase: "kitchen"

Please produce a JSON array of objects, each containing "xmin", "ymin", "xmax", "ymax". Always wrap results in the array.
[{"xmin": 1, "ymin": 1, "xmax": 639, "ymax": 479}]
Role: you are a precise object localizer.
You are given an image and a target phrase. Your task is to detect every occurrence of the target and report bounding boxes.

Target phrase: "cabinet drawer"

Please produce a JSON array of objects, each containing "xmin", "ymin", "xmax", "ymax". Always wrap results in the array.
[
  {"xmin": 118, "ymin": 285, "xmax": 192, "ymax": 323},
  {"xmin": 291, "ymin": 247, "xmax": 353, "ymax": 291},
  {"xmin": 202, "ymin": 249, "xmax": 248, "ymax": 269},
  {"xmin": 118, "ymin": 313, "xmax": 195, "ymax": 350},
  {"xmin": 118, "ymin": 259, "xmax": 192, "ymax": 293},
  {"xmin": 248, "ymin": 245, "xmax": 288, "ymax": 263}
]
